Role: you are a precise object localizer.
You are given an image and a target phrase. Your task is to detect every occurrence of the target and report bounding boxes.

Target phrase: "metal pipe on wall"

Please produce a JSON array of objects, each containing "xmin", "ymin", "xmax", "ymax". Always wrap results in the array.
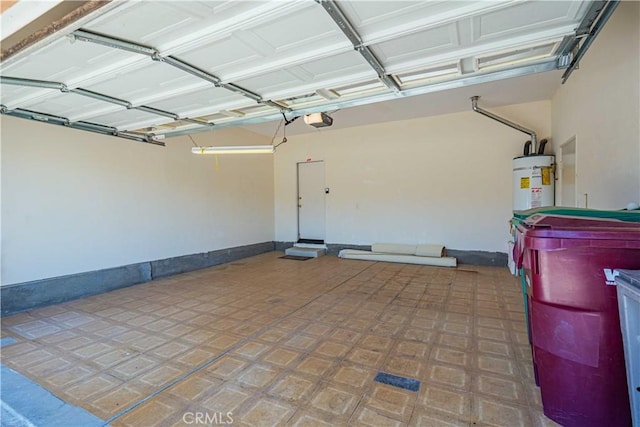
[{"xmin": 471, "ymin": 96, "xmax": 538, "ymax": 153}]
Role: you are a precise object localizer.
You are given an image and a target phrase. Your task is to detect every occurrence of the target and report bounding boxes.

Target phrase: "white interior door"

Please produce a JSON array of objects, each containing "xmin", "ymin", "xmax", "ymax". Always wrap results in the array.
[{"xmin": 297, "ymin": 161, "xmax": 326, "ymax": 242}]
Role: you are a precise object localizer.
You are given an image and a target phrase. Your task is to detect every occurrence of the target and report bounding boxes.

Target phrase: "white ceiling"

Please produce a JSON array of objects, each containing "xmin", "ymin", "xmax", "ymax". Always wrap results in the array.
[{"xmin": 0, "ymin": 0, "xmax": 594, "ymax": 143}]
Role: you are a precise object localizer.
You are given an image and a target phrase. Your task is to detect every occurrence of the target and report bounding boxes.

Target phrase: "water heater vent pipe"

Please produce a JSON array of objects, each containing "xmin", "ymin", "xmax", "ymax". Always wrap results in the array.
[{"xmin": 471, "ymin": 96, "xmax": 537, "ymax": 153}]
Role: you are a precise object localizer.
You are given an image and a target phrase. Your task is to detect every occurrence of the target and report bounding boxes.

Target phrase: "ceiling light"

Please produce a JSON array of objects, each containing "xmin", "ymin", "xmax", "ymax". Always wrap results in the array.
[
  {"xmin": 304, "ymin": 112, "xmax": 333, "ymax": 128},
  {"xmin": 192, "ymin": 145, "xmax": 274, "ymax": 154}
]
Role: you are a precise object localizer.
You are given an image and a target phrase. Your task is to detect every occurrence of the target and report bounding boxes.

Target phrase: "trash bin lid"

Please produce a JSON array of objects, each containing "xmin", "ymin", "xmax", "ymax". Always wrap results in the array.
[
  {"xmin": 517, "ymin": 214, "xmax": 640, "ymax": 252},
  {"xmin": 514, "ymin": 214, "xmax": 640, "ymax": 268},
  {"xmin": 513, "ymin": 207, "xmax": 640, "ymax": 222}
]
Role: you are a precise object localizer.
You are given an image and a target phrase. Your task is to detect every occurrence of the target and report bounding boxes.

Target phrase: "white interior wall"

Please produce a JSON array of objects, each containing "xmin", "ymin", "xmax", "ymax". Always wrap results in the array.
[
  {"xmin": 274, "ymin": 101, "xmax": 551, "ymax": 253},
  {"xmin": 551, "ymin": 1, "xmax": 640, "ymax": 209},
  {"xmin": 3, "ymin": 3, "xmax": 634, "ymax": 286},
  {"xmin": 0, "ymin": 116, "xmax": 274, "ymax": 285}
]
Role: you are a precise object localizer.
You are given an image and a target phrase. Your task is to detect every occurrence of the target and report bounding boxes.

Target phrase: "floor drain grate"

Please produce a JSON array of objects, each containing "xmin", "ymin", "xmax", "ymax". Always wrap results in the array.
[{"xmin": 374, "ymin": 372, "xmax": 420, "ymax": 392}]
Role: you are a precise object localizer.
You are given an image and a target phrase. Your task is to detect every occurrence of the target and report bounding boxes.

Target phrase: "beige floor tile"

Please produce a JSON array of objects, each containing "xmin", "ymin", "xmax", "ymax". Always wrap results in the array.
[
  {"xmin": 309, "ymin": 382, "xmax": 360, "ymax": 419},
  {"xmin": 350, "ymin": 406, "xmax": 406, "ymax": 427},
  {"xmin": 89, "ymin": 384, "xmax": 147, "ymax": 419},
  {"xmin": 295, "ymin": 355, "xmax": 335, "ymax": 378},
  {"xmin": 314, "ymin": 340, "xmax": 351, "ymax": 359},
  {"xmin": 138, "ymin": 364, "xmax": 184, "ymax": 388},
  {"xmin": 410, "ymin": 407, "xmax": 469, "ymax": 426},
  {"xmin": 358, "ymin": 334, "xmax": 394, "ymax": 352},
  {"xmin": 283, "ymin": 334, "xmax": 319, "ymax": 352},
  {"xmin": 64, "ymin": 373, "xmax": 123, "ymax": 402},
  {"xmin": 475, "ymin": 372, "xmax": 528, "ymax": 404},
  {"xmin": 432, "ymin": 346, "xmax": 469, "ymax": 367},
  {"xmin": 43, "ymin": 364, "xmax": 97, "ymax": 389},
  {"xmin": 22, "ymin": 355, "xmax": 75, "ymax": 378},
  {"xmin": 394, "ymin": 340, "xmax": 430, "ymax": 358},
  {"xmin": 113, "ymin": 395, "xmax": 188, "ymax": 427},
  {"xmin": 360, "ymin": 383, "xmax": 417, "ymax": 422},
  {"xmin": 330, "ymin": 328, "xmax": 362, "ymax": 344},
  {"xmin": 256, "ymin": 328, "xmax": 291, "ymax": 343},
  {"xmin": 472, "ymin": 396, "xmax": 533, "ymax": 427},
  {"xmin": 237, "ymin": 397, "xmax": 296, "ymax": 426},
  {"xmin": 267, "ymin": 373, "xmax": 317, "ymax": 404},
  {"xmin": 418, "ymin": 384, "xmax": 471, "ymax": 419},
  {"xmin": 166, "ymin": 372, "xmax": 222, "ymax": 402},
  {"xmin": 288, "ymin": 411, "xmax": 334, "ymax": 427},
  {"xmin": 262, "ymin": 347, "xmax": 301, "ymax": 368},
  {"xmin": 92, "ymin": 348, "xmax": 140, "ymax": 369},
  {"xmin": 428, "ymin": 364, "xmax": 471, "ymax": 391},
  {"xmin": 205, "ymin": 356, "xmax": 249, "ymax": 380},
  {"xmin": 477, "ymin": 339, "xmax": 515, "ymax": 358},
  {"xmin": 232, "ymin": 340, "xmax": 271, "ymax": 360},
  {"xmin": 6, "ymin": 348, "xmax": 58, "ymax": 369},
  {"xmin": 477, "ymin": 354, "xmax": 519, "ymax": 377},
  {"xmin": 0, "ymin": 254, "xmax": 559, "ymax": 426},
  {"xmin": 235, "ymin": 363, "xmax": 281, "ymax": 390}
]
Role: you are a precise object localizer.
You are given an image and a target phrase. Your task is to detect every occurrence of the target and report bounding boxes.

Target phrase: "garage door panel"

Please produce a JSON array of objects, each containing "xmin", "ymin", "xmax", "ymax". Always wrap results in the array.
[
  {"xmin": 143, "ymin": 87, "xmax": 250, "ymax": 118},
  {"xmin": 177, "ymin": 5, "xmax": 348, "ymax": 83},
  {"xmin": 370, "ymin": 23, "xmax": 459, "ymax": 67},
  {"xmin": 18, "ymin": 92, "xmax": 119, "ymax": 121},
  {"xmin": 473, "ymin": 1, "xmax": 582, "ymax": 42},
  {"xmin": 340, "ymin": 1, "xmax": 511, "ymax": 43},
  {"xmin": 0, "ymin": 86, "xmax": 58, "ymax": 109},
  {"xmin": 2, "ymin": 38, "xmax": 138, "ymax": 84},
  {"xmin": 85, "ymin": 108, "xmax": 170, "ymax": 130},
  {"xmin": 0, "ymin": 0, "xmax": 598, "ymax": 140},
  {"xmin": 81, "ymin": 62, "xmax": 205, "ymax": 105},
  {"xmin": 233, "ymin": 51, "xmax": 374, "ymax": 98},
  {"xmin": 83, "ymin": 1, "xmax": 304, "ymax": 54}
]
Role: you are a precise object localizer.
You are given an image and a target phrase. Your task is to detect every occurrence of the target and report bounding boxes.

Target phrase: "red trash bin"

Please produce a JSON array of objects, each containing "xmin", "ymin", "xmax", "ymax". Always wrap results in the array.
[{"xmin": 516, "ymin": 214, "xmax": 640, "ymax": 427}]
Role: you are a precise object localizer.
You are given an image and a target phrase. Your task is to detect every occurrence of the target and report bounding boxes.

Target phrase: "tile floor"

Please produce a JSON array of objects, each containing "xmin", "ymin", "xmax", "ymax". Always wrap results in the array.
[{"xmin": 0, "ymin": 252, "xmax": 559, "ymax": 426}]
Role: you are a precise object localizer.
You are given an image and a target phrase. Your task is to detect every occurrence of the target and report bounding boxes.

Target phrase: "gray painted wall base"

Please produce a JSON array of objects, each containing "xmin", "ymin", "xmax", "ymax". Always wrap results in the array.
[
  {"xmin": 1, "ymin": 241, "xmax": 504, "ymax": 316},
  {"xmin": 281, "ymin": 242, "xmax": 507, "ymax": 265},
  {"xmin": 1, "ymin": 264, "xmax": 151, "ymax": 317},
  {"xmin": 151, "ymin": 242, "xmax": 274, "ymax": 279},
  {"xmin": 1, "ymin": 242, "xmax": 274, "ymax": 316},
  {"xmin": 447, "ymin": 250, "xmax": 508, "ymax": 266}
]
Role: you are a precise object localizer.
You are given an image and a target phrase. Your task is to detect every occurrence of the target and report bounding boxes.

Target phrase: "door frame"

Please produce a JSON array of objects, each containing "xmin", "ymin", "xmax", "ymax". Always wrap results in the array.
[
  {"xmin": 558, "ymin": 136, "xmax": 578, "ymax": 207},
  {"xmin": 296, "ymin": 160, "xmax": 325, "ymax": 243}
]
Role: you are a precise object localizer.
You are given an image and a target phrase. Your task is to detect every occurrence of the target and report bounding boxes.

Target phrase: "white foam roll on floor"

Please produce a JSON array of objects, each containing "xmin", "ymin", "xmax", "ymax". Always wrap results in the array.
[
  {"xmin": 371, "ymin": 243, "xmax": 416, "ymax": 255},
  {"xmin": 339, "ymin": 249, "xmax": 456, "ymax": 267},
  {"xmin": 415, "ymin": 244, "xmax": 446, "ymax": 257},
  {"xmin": 371, "ymin": 243, "xmax": 445, "ymax": 258}
]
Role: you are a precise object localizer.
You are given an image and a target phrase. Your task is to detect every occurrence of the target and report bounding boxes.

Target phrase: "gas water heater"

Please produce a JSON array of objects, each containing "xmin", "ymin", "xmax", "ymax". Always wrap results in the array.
[{"xmin": 513, "ymin": 154, "xmax": 555, "ymax": 210}]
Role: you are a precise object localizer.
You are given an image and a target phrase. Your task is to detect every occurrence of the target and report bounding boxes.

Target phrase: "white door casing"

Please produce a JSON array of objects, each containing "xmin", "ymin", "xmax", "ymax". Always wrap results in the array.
[
  {"xmin": 559, "ymin": 137, "xmax": 577, "ymax": 207},
  {"xmin": 297, "ymin": 161, "xmax": 326, "ymax": 241}
]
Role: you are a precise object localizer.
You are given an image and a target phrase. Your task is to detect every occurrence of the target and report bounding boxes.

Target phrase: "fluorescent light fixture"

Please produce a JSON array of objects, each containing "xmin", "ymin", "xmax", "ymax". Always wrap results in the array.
[
  {"xmin": 304, "ymin": 112, "xmax": 333, "ymax": 128},
  {"xmin": 192, "ymin": 145, "xmax": 274, "ymax": 154}
]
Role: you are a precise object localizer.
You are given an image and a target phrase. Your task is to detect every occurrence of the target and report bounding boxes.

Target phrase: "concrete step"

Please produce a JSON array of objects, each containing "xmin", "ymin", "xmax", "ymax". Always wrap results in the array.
[
  {"xmin": 293, "ymin": 242, "xmax": 327, "ymax": 249},
  {"xmin": 285, "ymin": 246, "xmax": 325, "ymax": 258}
]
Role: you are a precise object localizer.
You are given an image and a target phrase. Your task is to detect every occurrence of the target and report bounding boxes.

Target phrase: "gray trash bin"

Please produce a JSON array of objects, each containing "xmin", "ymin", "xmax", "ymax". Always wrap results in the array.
[{"xmin": 616, "ymin": 269, "xmax": 640, "ymax": 426}]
